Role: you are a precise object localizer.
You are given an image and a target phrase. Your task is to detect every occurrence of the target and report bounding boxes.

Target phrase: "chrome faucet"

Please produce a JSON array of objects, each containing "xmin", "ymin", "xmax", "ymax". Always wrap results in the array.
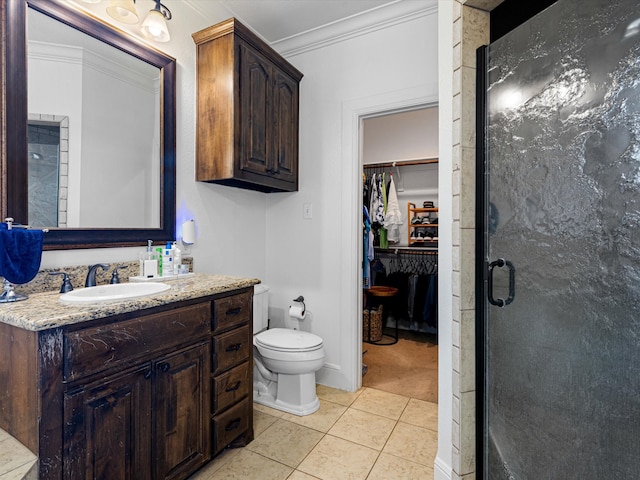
[{"xmin": 85, "ymin": 263, "xmax": 109, "ymax": 287}]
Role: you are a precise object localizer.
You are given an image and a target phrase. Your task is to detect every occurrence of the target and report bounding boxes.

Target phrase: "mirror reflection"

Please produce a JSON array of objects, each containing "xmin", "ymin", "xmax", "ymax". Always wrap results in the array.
[{"xmin": 27, "ymin": 8, "xmax": 161, "ymax": 229}]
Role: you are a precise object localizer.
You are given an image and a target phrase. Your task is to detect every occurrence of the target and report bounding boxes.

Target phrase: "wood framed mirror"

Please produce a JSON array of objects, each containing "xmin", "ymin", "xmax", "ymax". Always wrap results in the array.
[{"xmin": 1, "ymin": 0, "xmax": 176, "ymax": 249}]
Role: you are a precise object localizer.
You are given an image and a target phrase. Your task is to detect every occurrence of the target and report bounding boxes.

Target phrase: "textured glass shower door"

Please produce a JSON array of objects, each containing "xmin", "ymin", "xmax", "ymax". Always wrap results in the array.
[{"xmin": 483, "ymin": 0, "xmax": 640, "ymax": 478}]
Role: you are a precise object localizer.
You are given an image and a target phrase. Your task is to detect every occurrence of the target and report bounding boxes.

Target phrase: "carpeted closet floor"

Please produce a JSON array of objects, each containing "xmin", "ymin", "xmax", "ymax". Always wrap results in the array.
[{"xmin": 362, "ymin": 330, "xmax": 438, "ymax": 404}]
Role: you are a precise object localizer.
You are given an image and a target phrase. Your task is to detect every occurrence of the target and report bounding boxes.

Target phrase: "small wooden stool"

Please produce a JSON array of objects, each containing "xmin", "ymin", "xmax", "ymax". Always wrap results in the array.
[{"xmin": 364, "ymin": 286, "xmax": 399, "ymax": 345}]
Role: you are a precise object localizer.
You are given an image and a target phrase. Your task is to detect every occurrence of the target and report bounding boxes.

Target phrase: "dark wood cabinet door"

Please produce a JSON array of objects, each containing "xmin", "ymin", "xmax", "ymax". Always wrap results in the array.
[
  {"xmin": 63, "ymin": 366, "xmax": 153, "ymax": 480},
  {"xmin": 272, "ymin": 66, "xmax": 299, "ymax": 188},
  {"xmin": 238, "ymin": 43, "xmax": 272, "ymax": 176},
  {"xmin": 154, "ymin": 342, "xmax": 211, "ymax": 480}
]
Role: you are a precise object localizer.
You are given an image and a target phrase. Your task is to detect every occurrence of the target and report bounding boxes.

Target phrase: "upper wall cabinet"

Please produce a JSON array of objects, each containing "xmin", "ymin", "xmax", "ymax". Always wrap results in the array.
[{"xmin": 193, "ymin": 18, "xmax": 303, "ymax": 193}]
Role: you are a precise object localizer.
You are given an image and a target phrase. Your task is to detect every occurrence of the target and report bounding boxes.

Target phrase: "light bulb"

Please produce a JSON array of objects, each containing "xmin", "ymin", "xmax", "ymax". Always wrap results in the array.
[{"xmin": 141, "ymin": 9, "xmax": 170, "ymax": 42}]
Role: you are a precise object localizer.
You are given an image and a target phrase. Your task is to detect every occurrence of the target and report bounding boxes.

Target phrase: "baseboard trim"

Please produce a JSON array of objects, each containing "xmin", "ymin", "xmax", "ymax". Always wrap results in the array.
[
  {"xmin": 434, "ymin": 455, "xmax": 452, "ymax": 480},
  {"xmin": 316, "ymin": 363, "xmax": 354, "ymax": 392}
]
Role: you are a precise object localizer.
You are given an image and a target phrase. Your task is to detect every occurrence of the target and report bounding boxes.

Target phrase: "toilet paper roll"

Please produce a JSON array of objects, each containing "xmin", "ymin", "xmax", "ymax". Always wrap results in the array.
[
  {"xmin": 182, "ymin": 219, "xmax": 195, "ymax": 244},
  {"xmin": 289, "ymin": 304, "xmax": 306, "ymax": 320}
]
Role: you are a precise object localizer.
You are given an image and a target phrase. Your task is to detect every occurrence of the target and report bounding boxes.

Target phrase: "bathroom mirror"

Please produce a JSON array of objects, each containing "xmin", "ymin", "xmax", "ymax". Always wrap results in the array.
[{"xmin": 2, "ymin": 0, "xmax": 176, "ymax": 249}]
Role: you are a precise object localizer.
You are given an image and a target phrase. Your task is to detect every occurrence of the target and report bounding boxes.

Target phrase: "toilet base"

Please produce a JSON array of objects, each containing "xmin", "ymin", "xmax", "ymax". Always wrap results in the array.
[{"xmin": 253, "ymin": 371, "xmax": 320, "ymax": 416}]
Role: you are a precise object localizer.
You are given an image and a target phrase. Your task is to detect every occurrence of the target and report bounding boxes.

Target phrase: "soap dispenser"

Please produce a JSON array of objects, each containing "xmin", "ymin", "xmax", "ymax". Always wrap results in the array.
[{"xmin": 140, "ymin": 240, "xmax": 158, "ymax": 278}]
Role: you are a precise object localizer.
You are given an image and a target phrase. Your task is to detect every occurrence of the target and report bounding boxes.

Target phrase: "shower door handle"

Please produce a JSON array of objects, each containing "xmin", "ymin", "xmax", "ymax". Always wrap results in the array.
[{"xmin": 488, "ymin": 258, "xmax": 515, "ymax": 307}]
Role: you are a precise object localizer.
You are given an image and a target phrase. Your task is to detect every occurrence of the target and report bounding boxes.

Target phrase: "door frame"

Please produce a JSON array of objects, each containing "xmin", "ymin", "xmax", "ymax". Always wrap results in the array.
[
  {"xmin": 339, "ymin": 87, "xmax": 438, "ymax": 392},
  {"xmin": 474, "ymin": 44, "xmax": 489, "ymax": 479}
]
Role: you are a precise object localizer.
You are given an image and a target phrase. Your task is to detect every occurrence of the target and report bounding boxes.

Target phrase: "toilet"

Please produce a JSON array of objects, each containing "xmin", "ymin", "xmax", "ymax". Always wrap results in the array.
[{"xmin": 252, "ymin": 284, "xmax": 325, "ymax": 416}]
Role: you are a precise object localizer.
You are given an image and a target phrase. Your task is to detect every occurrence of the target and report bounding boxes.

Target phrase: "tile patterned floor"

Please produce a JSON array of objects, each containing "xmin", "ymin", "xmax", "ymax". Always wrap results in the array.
[
  {"xmin": 190, "ymin": 385, "xmax": 438, "ymax": 480},
  {"xmin": 0, "ymin": 428, "xmax": 37, "ymax": 480}
]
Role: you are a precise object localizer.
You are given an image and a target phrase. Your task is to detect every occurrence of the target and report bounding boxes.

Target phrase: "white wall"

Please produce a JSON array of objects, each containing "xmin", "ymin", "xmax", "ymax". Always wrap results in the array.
[
  {"xmin": 78, "ymin": 50, "xmax": 157, "ymax": 227},
  {"xmin": 264, "ymin": 9, "xmax": 439, "ymax": 391},
  {"xmin": 363, "ymin": 107, "xmax": 439, "ymax": 163}
]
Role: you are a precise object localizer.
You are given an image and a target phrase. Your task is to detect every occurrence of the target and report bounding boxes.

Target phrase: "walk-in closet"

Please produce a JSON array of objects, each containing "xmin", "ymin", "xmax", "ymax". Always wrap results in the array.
[{"xmin": 360, "ymin": 107, "xmax": 438, "ymax": 404}]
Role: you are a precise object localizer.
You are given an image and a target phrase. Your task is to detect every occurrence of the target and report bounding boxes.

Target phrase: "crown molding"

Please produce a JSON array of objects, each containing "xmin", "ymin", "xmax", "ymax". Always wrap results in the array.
[
  {"xmin": 29, "ymin": 41, "xmax": 157, "ymax": 94},
  {"xmin": 272, "ymin": 0, "xmax": 437, "ymax": 58}
]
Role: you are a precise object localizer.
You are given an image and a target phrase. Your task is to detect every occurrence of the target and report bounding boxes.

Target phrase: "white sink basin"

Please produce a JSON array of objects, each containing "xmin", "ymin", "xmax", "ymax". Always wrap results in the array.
[{"xmin": 60, "ymin": 282, "xmax": 171, "ymax": 304}]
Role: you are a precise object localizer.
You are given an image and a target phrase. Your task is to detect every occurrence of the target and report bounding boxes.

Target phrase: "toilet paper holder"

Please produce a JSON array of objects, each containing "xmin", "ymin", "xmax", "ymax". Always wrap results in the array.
[{"xmin": 291, "ymin": 295, "xmax": 306, "ymax": 316}]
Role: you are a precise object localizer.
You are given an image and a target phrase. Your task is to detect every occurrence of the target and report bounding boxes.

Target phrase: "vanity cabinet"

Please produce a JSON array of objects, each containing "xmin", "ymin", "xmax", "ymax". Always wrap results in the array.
[
  {"xmin": 0, "ymin": 284, "xmax": 255, "ymax": 480},
  {"xmin": 62, "ymin": 303, "xmax": 211, "ymax": 480},
  {"xmin": 192, "ymin": 18, "xmax": 303, "ymax": 193}
]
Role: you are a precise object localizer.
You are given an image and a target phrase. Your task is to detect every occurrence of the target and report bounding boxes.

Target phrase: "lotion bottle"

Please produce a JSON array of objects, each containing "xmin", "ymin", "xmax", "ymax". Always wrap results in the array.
[
  {"xmin": 162, "ymin": 242, "xmax": 173, "ymax": 276},
  {"xmin": 156, "ymin": 247, "xmax": 164, "ymax": 276},
  {"xmin": 172, "ymin": 242, "xmax": 182, "ymax": 275}
]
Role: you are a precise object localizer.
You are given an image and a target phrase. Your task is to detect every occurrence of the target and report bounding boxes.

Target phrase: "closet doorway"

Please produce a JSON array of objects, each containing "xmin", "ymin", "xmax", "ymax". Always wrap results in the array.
[{"xmin": 360, "ymin": 106, "xmax": 439, "ymax": 404}]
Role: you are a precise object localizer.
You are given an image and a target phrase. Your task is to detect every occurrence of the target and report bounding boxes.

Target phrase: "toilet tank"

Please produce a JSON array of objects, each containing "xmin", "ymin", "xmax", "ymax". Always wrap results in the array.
[{"xmin": 253, "ymin": 284, "xmax": 269, "ymax": 333}]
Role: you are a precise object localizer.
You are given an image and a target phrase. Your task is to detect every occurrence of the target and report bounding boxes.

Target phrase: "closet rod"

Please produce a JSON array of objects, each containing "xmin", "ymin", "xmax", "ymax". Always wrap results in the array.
[
  {"xmin": 363, "ymin": 158, "xmax": 439, "ymax": 169},
  {"xmin": 376, "ymin": 247, "xmax": 438, "ymax": 255}
]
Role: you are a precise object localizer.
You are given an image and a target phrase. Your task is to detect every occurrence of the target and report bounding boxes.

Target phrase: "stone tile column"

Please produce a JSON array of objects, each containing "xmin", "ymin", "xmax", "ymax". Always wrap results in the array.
[{"xmin": 451, "ymin": 2, "xmax": 489, "ymax": 479}]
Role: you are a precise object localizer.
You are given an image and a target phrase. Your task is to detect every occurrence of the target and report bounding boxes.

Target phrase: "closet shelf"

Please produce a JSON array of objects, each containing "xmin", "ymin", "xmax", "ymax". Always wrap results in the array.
[{"xmin": 408, "ymin": 202, "xmax": 438, "ymax": 247}]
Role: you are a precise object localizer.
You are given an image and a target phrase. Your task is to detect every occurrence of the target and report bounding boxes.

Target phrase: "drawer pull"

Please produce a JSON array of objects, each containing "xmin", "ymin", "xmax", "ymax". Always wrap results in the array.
[
  {"xmin": 225, "ymin": 381, "xmax": 242, "ymax": 392},
  {"xmin": 226, "ymin": 343, "xmax": 242, "ymax": 352},
  {"xmin": 160, "ymin": 362, "xmax": 171, "ymax": 373},
  {"xmin": 226, "ymin": 307, "xmax": 242, "ymax": 316},
  {"xmin": 143, "ymin": 369, "xmax": 153, "ymax": 379},
  {"xmin": 225, "ymin": 418, "xmax": 241, "ymax": 431}
]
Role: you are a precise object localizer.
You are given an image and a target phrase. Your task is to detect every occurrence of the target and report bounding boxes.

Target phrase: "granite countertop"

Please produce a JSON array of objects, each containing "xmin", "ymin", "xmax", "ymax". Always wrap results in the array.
[{"xmin": 0, "ymin": 274, "xmax": 260, "ymax": 332}]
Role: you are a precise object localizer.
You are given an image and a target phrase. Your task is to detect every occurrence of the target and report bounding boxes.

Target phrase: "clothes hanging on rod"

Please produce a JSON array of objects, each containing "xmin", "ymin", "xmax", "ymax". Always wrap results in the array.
[
  {"xmin": 370, "ymin": 172, "xmax": 385, "ymax": 225},
  {"xmin": 372, "ymin": 250, "xmax": 438, "ymax": 331},
  {"xmin": 383, "ymin": 173, "xmax": 402, "ymax": 243},
  {"xmin": 363, "ymin": 167, "xmax": 404, "ymax": 248},
  {"xmin": 362, "ymin": 205, "xmax": 373, "ymax": 289}
]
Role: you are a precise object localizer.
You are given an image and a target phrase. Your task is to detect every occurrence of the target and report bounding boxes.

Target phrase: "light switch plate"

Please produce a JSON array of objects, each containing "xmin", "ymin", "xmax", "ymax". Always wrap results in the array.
[{"xmin": 303, "ymin": 203, "xmax": 313, "ymax": 219}]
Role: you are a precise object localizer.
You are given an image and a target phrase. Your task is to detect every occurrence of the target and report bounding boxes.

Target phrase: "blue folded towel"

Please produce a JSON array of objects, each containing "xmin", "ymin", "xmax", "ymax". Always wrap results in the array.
[{"xmin": 0, "ymin": 224, "xmax": 44, "ymax": 284}]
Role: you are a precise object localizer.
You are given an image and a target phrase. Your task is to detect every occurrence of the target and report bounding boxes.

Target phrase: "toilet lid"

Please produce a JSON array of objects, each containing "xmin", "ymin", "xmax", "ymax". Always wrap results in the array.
[{"xmin": 255, "ymin": 328, "xmax": 323, "ymax": 351}]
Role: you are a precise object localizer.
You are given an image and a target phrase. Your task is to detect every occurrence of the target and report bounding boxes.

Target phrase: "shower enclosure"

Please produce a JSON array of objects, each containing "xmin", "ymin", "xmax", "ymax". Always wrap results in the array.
[
  {"xmin": 478, "ymin": 0, "xmax": 640, "ymax": 477},
  {"xmin": 28, "ymin": 122, "xmax": 62, "ymax": 227}
]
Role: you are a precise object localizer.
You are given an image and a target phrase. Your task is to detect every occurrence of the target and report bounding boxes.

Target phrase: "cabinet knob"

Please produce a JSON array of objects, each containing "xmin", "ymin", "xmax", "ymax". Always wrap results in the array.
[{"xmin": 159, "ymin": 362, "xmax": 171, "ymax": 372}]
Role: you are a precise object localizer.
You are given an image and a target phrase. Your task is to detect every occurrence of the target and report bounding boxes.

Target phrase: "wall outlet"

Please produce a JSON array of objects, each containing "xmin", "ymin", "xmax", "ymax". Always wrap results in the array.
[{"xmin": 303, "ymin": 203, "xmax": 313, "ymax": 219}]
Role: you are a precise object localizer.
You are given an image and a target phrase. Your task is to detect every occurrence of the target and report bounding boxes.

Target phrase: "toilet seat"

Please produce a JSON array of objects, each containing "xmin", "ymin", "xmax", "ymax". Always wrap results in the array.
[{"xmin": 255, "ymin": 328, "xmax": 323, "ymax": 352}]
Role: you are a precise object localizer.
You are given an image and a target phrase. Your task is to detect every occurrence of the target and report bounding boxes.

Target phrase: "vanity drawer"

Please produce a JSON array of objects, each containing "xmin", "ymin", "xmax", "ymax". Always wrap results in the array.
[
  {"xmin": 64, "ymin": 303, "xmax": 211, "ymax": 382},
  {"xmin": 213, "ymin": 362, "xmax": 250, "ymax": 413},
  {"xmin": 212, "ymin": 325, "xmax": 250, "ymax": 375},
  {"xmin": 213, "ymin": 291, "xmax": 251, "ymax": 333},
  {"xmin": 212, "ymin": 398, "xmax": 249, "ymax": 455}
]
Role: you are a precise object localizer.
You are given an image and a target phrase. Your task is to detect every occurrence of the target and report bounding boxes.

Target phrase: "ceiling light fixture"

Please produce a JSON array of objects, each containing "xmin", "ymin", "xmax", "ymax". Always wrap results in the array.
[
  {"xmin": 140, "ymin": 0, "xmax": 172, "ymax": 43},
  {"xmin": 101, "ymin": 0, "xmax": 172, "ymax": 42},
  {"xmin": 106, "ymin": 0, "xmax": 139, "ymax": 25}
]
